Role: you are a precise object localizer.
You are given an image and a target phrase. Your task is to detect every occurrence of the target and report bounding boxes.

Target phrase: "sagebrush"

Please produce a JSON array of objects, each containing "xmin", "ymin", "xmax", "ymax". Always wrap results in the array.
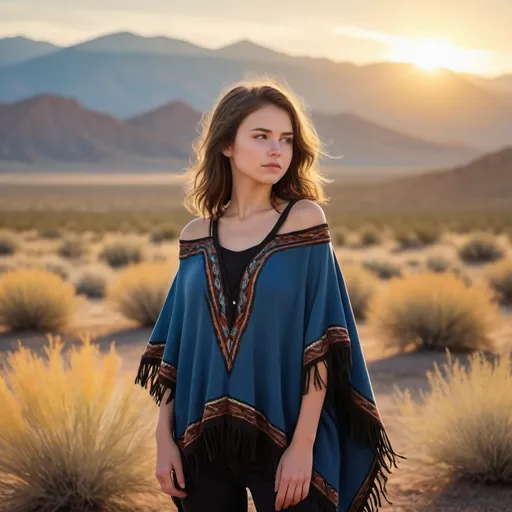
[
  {"xmin": 0, "ymin": 333, "xmax": 167, "ymax": 511},
  {"xmin": 393, "ymin": 349, "xmax": 512, "ymax": 484}
]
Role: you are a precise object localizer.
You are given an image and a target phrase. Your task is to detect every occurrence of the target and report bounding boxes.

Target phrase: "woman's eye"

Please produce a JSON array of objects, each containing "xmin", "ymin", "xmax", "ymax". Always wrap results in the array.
[{"xmin": 254, "ymin": 135, "xmax": 293, "ymax": 143}]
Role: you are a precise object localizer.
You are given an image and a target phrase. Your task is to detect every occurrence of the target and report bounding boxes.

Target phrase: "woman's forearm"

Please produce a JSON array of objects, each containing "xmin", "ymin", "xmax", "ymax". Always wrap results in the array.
[
  {"xmin": 292, "ymin": 362, "xmax": 328, "ymax": 448},
  {"xmin": 156, "ymin": 388, "xmax": 175, "ymax": 440}
]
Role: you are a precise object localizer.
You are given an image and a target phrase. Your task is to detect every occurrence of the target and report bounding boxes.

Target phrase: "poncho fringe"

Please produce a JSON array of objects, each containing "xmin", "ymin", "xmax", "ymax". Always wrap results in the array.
[
  {"xmin": 302, "ymin": 326, "xmax": 405, "ymax": 511},
  {"xmin": 134, "ymin": 342, "xmax": 175, "ymax": 406}
]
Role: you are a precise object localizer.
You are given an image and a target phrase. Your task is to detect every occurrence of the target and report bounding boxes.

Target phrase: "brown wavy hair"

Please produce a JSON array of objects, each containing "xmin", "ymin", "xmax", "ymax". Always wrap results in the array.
[{"xmin": 183, "ymin": 75, "xmax": 333, "ymax": 219}]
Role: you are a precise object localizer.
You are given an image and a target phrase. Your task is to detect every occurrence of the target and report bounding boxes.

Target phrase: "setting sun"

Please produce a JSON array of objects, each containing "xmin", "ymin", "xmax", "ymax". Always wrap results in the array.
[{"xmin": 388, "ymin": 36, "xmax": 489, "ymax": 74}]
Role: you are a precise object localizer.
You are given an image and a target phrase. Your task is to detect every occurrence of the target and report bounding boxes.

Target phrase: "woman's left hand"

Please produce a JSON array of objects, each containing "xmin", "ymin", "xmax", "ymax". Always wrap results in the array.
[{"xmin": 274, "ymin": 440, "xmax": 313, "ymax": 510}]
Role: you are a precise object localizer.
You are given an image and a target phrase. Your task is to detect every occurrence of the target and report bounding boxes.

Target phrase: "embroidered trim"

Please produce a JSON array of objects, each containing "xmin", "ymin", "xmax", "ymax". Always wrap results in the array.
[
  {"xmin": 134, "ymin": 341, "xmax": 177, "ymax": 406},
  {"xmin": 303, "ymin": 326, "xmax": 350, "ymax": 366},
  {"xmin": 175, "ymin": 396, "xmax": 339, "ymax": 509},
  {"xmin": 178, "ymin": 224, "xmax": 331, "ymax": 373},
  {"xmin": 179, "ymin": 396, "xmax": 287, "ymax": 449},
  {"xmin": 140, "ymin": 341, "xmax": 165, "ymax": 360},
  {"xmin": 160, "ymin": 360, "xmax": 177, "ymax": 383}
]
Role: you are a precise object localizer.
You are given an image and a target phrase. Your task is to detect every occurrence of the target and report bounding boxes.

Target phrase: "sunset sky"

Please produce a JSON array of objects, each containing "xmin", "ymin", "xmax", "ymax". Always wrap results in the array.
[{"xmin": 1, "ymin": 0, "xmax": 511, "ymax": 76}]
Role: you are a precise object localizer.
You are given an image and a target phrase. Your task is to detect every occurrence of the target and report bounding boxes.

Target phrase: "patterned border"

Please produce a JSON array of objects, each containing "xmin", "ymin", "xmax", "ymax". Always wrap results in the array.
[
  {"xmin": 139, "ymin": 341, "xmax": 177, "ymax": 386},
  {"xmin": 178, "ymin": 224, "xmax": 331, "ymax": 373},
  {"xmin": 160, "ymin": 361, "xmax": 177, "ymax": 383},
  {"xmin": 140, "ymin": 341, "xmax": 165, "ymax": 360},
  {"xmin": 303, "ymin": 326, "xmax": 351, "ymax": 366},
  {"xmin": 175, "ymin": 396, "xmax": 338, "ymax": 508}
]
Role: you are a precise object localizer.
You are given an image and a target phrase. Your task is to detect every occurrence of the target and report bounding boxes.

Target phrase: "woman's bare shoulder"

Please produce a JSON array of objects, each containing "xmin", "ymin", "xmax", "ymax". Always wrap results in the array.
[
  {"xmin": 285, "ymin": 199, "xmax": 327, "ymax": 232},
  {"xmin": 180, "ymin": 217, "xmax": 212, "ymax": 241}
]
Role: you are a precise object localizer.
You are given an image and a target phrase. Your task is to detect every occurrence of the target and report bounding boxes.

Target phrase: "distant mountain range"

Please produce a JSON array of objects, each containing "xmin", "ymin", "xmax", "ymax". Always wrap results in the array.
[
  {"xmin": 0, "ymin": 32, "xmax": 511, "ymax": 152},
  {"xmin": 0, "ymin": 36, "xmax": 60, "ymax": 67},
  {"xmin": 0, "ymin": 94, "xmax": 483, "ymax": 169}
]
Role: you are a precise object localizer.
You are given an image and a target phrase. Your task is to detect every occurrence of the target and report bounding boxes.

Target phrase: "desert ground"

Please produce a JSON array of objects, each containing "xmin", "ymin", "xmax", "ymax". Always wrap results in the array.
[{"xmin": 1, "ymin": 172, "xmax": 511, "ymax": 511}]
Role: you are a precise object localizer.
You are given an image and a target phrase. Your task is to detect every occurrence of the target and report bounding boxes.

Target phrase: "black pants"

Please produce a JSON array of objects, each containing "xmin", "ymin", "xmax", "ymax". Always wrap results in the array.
[{"xmin": 180, "ymin": 459, "xmax": 313, "ymax": 512}]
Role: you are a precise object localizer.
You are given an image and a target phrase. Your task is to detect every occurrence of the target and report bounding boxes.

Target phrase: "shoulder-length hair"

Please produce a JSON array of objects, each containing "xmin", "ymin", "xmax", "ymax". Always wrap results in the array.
[{"xmin": 183, "ymin": 76, "xmax": 333, "ymax": 218}]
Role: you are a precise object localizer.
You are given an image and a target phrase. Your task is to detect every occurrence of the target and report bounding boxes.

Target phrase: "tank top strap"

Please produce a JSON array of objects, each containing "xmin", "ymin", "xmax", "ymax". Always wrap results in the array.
[
  {"xmin": 266, "ymin": 198, "xmax": 299, "ymax": 240},
  {"xmin": 212, "ymin": 198, "xmax": 299, "ymax": 248}
]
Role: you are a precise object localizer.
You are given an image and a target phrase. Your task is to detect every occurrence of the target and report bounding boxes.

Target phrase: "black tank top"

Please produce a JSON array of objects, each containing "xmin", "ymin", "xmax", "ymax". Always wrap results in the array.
[{"xmin": 211, "ymin": 199, "xmax": 298, "ymax": 329}]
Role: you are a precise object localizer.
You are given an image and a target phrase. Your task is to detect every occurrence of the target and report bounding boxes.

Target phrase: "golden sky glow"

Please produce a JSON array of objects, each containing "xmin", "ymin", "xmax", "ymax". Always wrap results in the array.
[{"xmin": 387, "ymin": 36, "xmax": 492, "ymax": 74}]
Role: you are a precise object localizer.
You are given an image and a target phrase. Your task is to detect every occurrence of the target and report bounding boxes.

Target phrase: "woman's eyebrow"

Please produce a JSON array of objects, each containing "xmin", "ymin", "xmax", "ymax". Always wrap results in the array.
[{"xmin": 250, "ymin": 128, "xmax": 294, "ymax": 136}]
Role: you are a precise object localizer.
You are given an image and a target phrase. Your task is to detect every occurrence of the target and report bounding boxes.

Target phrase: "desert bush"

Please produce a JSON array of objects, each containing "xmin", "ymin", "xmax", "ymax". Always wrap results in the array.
[
  {"xmin": 359, "ymin": 225, "xmax": 382, "ymax": 246},
  {"xmin": 362, "ymin": 259, "xmax": 402, "ymax": 280},
  {"xmin": 368, "ymin": 273, "xmax": 498, "ymax": 352},
  {"xmin": 343, "ymin": 266, "xmax": 379, "ymax": 320},
  {"xmin": 458, "ymin": 232, "xmax": 505, "ymax": 264},
  {"xmin": 0, "ymin": 268, "xmax": 77, "ymax": 331},
  {"xmin": 331, "ymin": 227, "xmax": 348, "ymax": 247},
  {"xmin": 149, "ymin": 222, "xmax": 179, "ymax": 244},
  {"xmin": 0, "ymin": 333, "xmax": 164, "ymax": 511},
  {"xmin": 74, "ymin": 265, "xmax": 112, "ymax": 298},
  {"xmin": 2, "ymin": 256, "xmax": 72, "ymax": 281},
  {"xmin": 0, "ymin": 259, "xmax": 17, "ymax": 275},
  {"xmin": 58, "ymin": 235, "xmax": 88, "ymax": 259},
  {"xmin": 99, "ymin": 237, "xmax": 144, "ymax": 268},
  {"xmin": 0, "ymin": 229, "xmax": 20, "ymax": 255},
  {"xmin": 106, "ymin": 262, "xmax": 174, "ymax": 326},
  {"xmin": 426, "ymin": 256, "xmax": 453, "ymax": 273},
  {"xmin": 484, "ymin": 259, "xmax": 512, "ymax": 306},
  {"xmin": 39, "ymin": 228, "xmax": 62, "ymax": 239},
  {"xmin": 394, "ymin": 228, "xmax": 420, "ymax": 250},
  {"xmin": 41, "ymin": 257, "xmax": 73, "ymax": 281},
  {"xmin": 393, "ymin": 349, "xmax": 512, "ymax": 483},
  {"xmin": 414, "ymin": 225, "xmax": 442, "ymax": 246}
]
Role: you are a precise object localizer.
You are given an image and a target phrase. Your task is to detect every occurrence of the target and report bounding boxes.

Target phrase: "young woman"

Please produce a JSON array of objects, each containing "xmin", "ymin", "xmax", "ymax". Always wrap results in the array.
[{"xmin": 135, "ymin": 77, "xmax": 403, "ymax": 512}]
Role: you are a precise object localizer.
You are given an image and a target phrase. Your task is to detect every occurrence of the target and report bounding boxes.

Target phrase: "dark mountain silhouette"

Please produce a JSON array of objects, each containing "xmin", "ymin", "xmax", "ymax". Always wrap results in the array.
[
  {"xmin": 0, "ymin": 36, "xmax": 60, "ymax": 66},
  {"xmin": 213, "ymin": 39, "xmax": 290, "ymax": 62},
  {"xmin": 0, "ymin": 94, "xmax": 188, "ymax": 165},
  {"xmin": 69, "ymin": 31, "xmax": 209, "ymax": 57}
]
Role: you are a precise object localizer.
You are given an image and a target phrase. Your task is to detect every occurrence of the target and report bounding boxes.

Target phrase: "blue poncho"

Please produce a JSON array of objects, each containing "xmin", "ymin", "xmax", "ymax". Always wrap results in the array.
[{"xmin": 135, "ymin": 223, "xmax": 403, "ymax": 511}]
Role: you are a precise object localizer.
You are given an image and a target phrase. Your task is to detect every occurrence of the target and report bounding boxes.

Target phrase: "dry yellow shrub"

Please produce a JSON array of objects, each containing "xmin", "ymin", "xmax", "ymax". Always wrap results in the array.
[
  {"xmin": 0, "ymin": 267, "xmax": 77, "ymax": 331},
  {"xmin": 392, "ymin": 349, "xmax": 512, "ymax": 483},
  {"xmin": 368, "ymin": 273, "xmax": 498, "ymax": 352},
  {"xmin": 484, "ymin": 258, "xmax": 512, "ymax": 305},
  {"xmin": 106, "ymin": 261, "xmax": 177, "ymax": 326},
  {"xmin": 0, "ymin": 333, "xmax": 167, "ymax": 511},
  {"xmin": 343, "ymin": 265, "xmax": 379, "ymax": 320}
]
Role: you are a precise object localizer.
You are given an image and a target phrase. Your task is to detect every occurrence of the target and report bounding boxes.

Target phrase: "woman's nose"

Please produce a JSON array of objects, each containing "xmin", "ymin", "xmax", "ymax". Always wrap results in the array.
[{"xmin": 269, "ymin": 141, "xmax": 281, "ymax": 155}]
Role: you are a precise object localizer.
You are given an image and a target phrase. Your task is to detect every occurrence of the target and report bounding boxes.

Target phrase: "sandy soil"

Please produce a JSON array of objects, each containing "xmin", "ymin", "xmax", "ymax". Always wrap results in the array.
[{"xmin": 1, "ymin": 297, "xmax": 511, "ymax": 512}]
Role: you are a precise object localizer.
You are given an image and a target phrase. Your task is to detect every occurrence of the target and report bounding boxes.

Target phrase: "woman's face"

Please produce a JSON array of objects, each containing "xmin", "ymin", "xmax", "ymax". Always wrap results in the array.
[{"xmin": 222, "ymin": 104, "xmax": 294, "ymax": 185}]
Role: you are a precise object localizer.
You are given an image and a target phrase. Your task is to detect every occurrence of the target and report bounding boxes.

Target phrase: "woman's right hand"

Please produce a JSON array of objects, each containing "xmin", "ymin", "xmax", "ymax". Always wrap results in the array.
[{"xmin": 155, "ymin": 431, "xmax": 187, "ymax": 499}]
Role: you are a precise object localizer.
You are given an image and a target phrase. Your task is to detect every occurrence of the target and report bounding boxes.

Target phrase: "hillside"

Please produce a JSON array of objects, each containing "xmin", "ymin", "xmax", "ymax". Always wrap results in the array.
[
  {"xmin": 127, "ymin": 101, "xmax": 202, "ymax": 153},
  {"xmin": 336, "ymin": 146, "xmax": 512, "ymax": 211},
  {"xmin": 0, "ymin": 95, "xmax": 188, "ymax": 165},
  {"xmin": 0, "ymin": 36, "xmax": 59, "ymax": 66}
]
